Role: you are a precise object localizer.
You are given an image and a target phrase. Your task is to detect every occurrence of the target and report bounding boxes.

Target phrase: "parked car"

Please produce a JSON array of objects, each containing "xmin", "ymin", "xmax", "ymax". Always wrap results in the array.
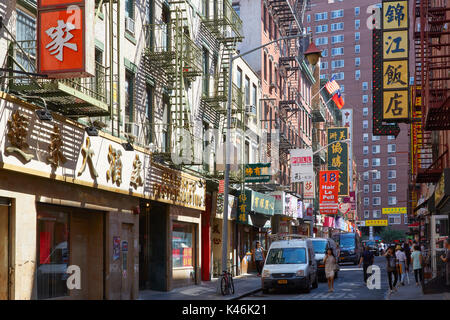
[
  {"xmin": 261, "ymin": 238, "xmax": 318, "ymax": 293},
  {"xmin": 311, "ymin": 237, "xmax": 339, "ymax": 281}
]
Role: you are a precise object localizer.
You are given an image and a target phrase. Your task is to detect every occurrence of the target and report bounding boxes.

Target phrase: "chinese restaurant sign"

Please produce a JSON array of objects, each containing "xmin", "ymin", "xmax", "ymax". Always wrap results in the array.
[
  {"xmin": 381, "ymin": 0, "xmax": 409, "ymax": 122},
  {"xmin": 382, "ymin": 207, "xmax": 407, "ymax": 214},
  {"xmin": 303, "ymin": 178, "xmax": 315, "ymax": 199},
  {"xmin": 237, "ymin": 190, "xmax": 275, "ymax": 224},
  {"xmin": 327, "ymin": 127, "xmax": 349, "ymax": 196},
  {"xmin": 244, "ymin": 163, "xmax": 271, "ymax": 183},
  {"xmin": 38, "ymin": 0, "xmax": 95, "ymax": 77},
  {"xmin": 319, "ymin": 170, "xmax": 340, "ymax": 215},
  {"xmin": 290, "ymin": 149, "xmax": 313, "ymax": 183},
  {"xmin": 365, "ymin": 220, "xmax": 389, "ymax": 226}
]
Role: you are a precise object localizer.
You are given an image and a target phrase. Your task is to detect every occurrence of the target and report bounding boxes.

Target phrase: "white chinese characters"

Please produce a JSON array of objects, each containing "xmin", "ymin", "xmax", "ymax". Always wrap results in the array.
[{"xmin": 45, "ymin": 19, "xmax": 78, "ymax": 62}]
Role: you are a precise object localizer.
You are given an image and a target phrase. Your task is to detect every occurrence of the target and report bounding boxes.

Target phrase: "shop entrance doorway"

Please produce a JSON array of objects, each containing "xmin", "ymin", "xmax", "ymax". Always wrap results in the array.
[
  {"xmin": 0, "ymin": 198, "xmax": 11, "ymax": 300},
  {"xmin": 121, "ymin": 223, "xmax": 134, "ymax": 300}
]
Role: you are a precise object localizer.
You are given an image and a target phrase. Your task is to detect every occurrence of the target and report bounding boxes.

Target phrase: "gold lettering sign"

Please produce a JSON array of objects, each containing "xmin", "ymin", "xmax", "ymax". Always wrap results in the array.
[
  {"xmin": 383, "ymin": 90, "xmax": 409, "ymax": 120},
  {"xmin": 5, "ymin": 111, "xmax": 34, "ymax": 162},
  {"xmin": 365, "ymin": 220, "xmax": 388, "ymax": 226},
  {"xmin": 383, "ymin": 1, "xmax": 408, "ymax": 29},
  {"xmin": 383, "ymin": 30, "xmax": 408, "ymax": 59},
  {"xmin": 47, "ymin": 125, "xmax": 67, "ymax": 169},
  {"xmin": 383, "ymin": 60, "xmax": 408, "ymax": 89}
]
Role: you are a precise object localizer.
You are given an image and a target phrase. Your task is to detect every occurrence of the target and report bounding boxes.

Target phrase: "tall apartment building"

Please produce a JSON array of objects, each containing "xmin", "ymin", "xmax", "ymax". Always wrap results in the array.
[{"xmin": 305, "ymin": 0, "xmax": 409, "ymax": 232}]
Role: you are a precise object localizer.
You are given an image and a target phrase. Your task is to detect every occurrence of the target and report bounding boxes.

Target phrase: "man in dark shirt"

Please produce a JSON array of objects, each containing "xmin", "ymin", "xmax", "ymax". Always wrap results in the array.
[
  {"xmin": 359, "ymin": 245, "xmax": 374, "ymax": 283},
  {"xmin": 403, "ymin": 241, "xmax": 412, "ymax": 272}
]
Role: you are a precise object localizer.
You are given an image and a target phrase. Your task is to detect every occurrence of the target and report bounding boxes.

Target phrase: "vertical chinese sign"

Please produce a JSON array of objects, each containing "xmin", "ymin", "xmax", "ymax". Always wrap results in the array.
[
  {"xmin": 341, "ymin": 109, "xmax": 353, "ymax": 191},
  {"xmin": 290, "ymin": 148, "xmax": 315, "ymax": 199},
  {"xmin": 237, "ymin": 190, "xmax": 274, "ymax": 224},
  {"xmin": 38, "ymin": 0, "xmax": 95, "ymax": 78},
  {"xmin": 319, "ymin": 170, "xmax": 340, "ymax": 214},
  {"xmin": 382, "ymin": 0, "xmax": 409, "ymax": 122},
  {"xmin": 327, "ymin": 127, "xmax": 349, "ymax": 196}
]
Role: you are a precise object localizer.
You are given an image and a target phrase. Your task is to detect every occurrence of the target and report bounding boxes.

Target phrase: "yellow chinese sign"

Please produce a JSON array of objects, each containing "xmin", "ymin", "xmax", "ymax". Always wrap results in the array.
[
  {"xmin": 382, "ymin": 207, "xmax": 407, "ymax": 214},
  {"xmin": 383, "ymin": 30, "xmax": 408, "ymax": 59},
  {"xmin": 365, "ymin": 220, "xmax": 388, "ymax": 226},
  {"xmin": 383, "ymin": 1, "xmax": 408, "ymax": 29},
  {"xmin": 383, "ymin": 60, "xmax": 408, "ymax": 89},
  {"xmin": 383, "ymin": 90, "xmax": 409, "ymax": 120}
]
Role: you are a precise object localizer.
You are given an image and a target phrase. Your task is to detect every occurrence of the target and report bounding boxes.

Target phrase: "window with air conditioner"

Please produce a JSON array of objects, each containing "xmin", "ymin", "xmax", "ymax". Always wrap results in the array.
[
  {"xmin": 373, "ymin": 210, "xmax": 381, "ymax": 218},
  {"xmin": 388, "ymin": 183, "xmax": 397, "ymax": 192}
]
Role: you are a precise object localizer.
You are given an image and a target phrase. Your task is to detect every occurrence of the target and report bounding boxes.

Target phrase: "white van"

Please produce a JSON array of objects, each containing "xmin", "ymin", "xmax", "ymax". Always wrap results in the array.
[{"xmin": 261, "ymin": 237, "xmax": 318, "ymax": 293}]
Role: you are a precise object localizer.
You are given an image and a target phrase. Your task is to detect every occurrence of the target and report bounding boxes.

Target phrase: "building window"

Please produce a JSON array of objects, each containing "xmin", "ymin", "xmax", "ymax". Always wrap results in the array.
[
  {"xmin": 355, "ymin": 45, "xmax": 360, "ymax": 54},
  {"xmin": 373, "ymin": 197, "xmax": 381, "ymax": 206},
  {"xmin": 322, "ymin": 49, "xmax": 328, "ymax": 57},
  {"xmin": 331, "ymin": 60, "xmax": 344, "ymax": 69},
  {"xmin": 331, "ymin": 9, "xmax": 344, "ymax": 19},
  {"xmin": 340, "ymin": 85, "xmax": 345, "ymax": 92},
  {"xmin": 125, "ymin": 70, "xmax": 135, "ymax": 123},
  {"xmin": 389, "ymin": 216, "xmax": 401, "ymax": 224},
  {"xmin": 363, "ymin": 159, "xmax": 369, "ymax": 168},
  {"xmin": 315, "ymin": 25, "xmax": 328, "ymax": 33},
  {"xmin": 364, "ymin": 198, "xmax": 370, "ymax": 206},
  {"xmin": 236, "ymin": 67, "xmax": 242, "ymax": 88},
  {"xmin": 263, "ymin": 53, "xmax": 267, "ymax": 81},
  {"xmin": 315, "ymin": 37, "xmax": 328, "ymax": 46},
  {"xmin": 263, "ymin": 5, "xmax": 267, "ymax": 31},
  {"xmin": 315, "ymin": 12, "xmax": 328, "ymax": 21},
  {"xmin": 172, "ymin": 222, "xmax": 194, "ymax": 268},
  {"xmin": 125, "ymin": 0, "xmax": 135, "ymax": 19},
  {"xmin": 307, "ymin": 14, "xmax": 311, "ymax": 22},
  {"xmin": 232, "ymin": 4, "xmax": 239, "ymax": 16},
  {"xmin": 362, "ymin": 82, "xmax": 368, "ymax": 90},
  {"xmin": 362, "ymin": 94, "xmax": 369, "ymax": 103},
  {"xmin": 388, "ymin": 170, "xmax": 397, "ymax": 179},
  {"xmin": 355, "ymin": 57, "xmax": 360, "ymax": 67},
  {"xmin": 372, "ymin": 158, "xmax": 380, "ymax": 167},
  {"xmin": 388, "ymin": 135, "xmax": 396, "ymax": 140},
  {"xmin": 373, "ymin": 210, "xmax": 381, "ymax": 218},
  {"xmin": 388, "ymin": 144, "xmax": 396, "ymax": 153},
  {"xmin": 364, "ymin": 210, "xmax": 370, "ymax": 218},
  {"xmin": 244, "ymin": 76, "xmax": 250, "ymax": 105},
  {"xmin": 363, "ymin": 172, "xmax": 369, "ymax": 180},
  {"xmin": 372, "ymin": 135, "xmax": 380, "ymax": 141},
  {"xmin": 388, "ymin": 157, "xmax": 397, "ymax": 166},
  {"xmin": 355, "ymin": 32, "xmax": 360, "ymax": 41},
  {"xmin": 388, "ymin": 196, "xmax": 397, "ymax": 205},
  {"xmin": 355, "ymin": 7, "xmax": 360, "ymax": 16},
  {"xmin": 372, "ymin": 145, "xmax": 380, "ymax": 154},
  {"xmin": 331, "ymin": 47, "xmax": 344, "ymax": 56},
  {"xmin": 355, "ymin": 19, "xmax": 360, "ymax": 29},
  {"xmin": 355, "ymin": 70, "xmax": 361, "ymax": 80},
  {"xmin": 331, "ymin": 35, "xmax": 344, "ymax": 44},
  {"xmin": 332, "ymin": 72, "xmax": 344, "ymax": 80},
  {"xmin": 320, "ymin": 61, "xmax": 328, "ymax": 69},
  {"xmin": 364, "ymin": 184, "xmax": 369, "ymax": 193},
  {"xmin": 363, "ymin": 120, "xmax": 368, "ymax": 129},
  {"xmin": 372, "ymin": 171, "xmax": 381, "ymax": 180},
  {"xmin": 331, "ymin": 22, "xmax": 344, "ymax": 31},
  {"xmin": 388, "ymin": 183, "xmax": 397, "ymax": 192},
  {"xmin": 363, "ymin": 107, "xmax": 369, "ymax": 117},
  {"xmin": 145, "ymin": 85, "xmax": 154, "ymax": 143},
  {"xmin": 363, "ymin": 146, "xmax": 369, "ymax": 154},
  {"xmin": 363, "ymin": 133, "xmax": 369, "ymax": 142},
  {"xmin": 372, "ymin": 184, "xmax": 381, "ymax": 193}
]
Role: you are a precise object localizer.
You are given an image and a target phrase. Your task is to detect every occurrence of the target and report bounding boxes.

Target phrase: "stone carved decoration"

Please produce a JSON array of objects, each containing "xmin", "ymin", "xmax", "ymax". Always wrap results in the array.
[
  {"xmin": 106, "ymin": 145, "xmax": 122, "ymax": 186},
  {"xmin": 47, "ymin": 125, "xmax": 67, "ymax": 169},
  {"xmin": 5, "ymin": 111, "xmax": 34, "ymax": 162},
  {"xmin": 130, "ymin": 154, "xmax": 143, "ymax": 189},
  {"xmin": 78, "ymin": 136, "xmax": 98, "ymax": 178}
]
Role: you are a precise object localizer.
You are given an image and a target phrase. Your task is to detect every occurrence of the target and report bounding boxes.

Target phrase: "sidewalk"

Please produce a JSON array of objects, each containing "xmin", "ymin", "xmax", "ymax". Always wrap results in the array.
[
  {"xmin": 138, "ymin": 273, "xmax": 262, "ymax": 300},
  {"xmin": 386, "ymin": 274, "xmax": 450, "ymax": 300}
]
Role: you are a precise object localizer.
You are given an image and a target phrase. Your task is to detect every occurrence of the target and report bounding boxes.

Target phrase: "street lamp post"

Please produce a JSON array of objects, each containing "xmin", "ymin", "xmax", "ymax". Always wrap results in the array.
[{"xmin": 221, "ymin": 35, "xmax": 319, "ymax": 276}]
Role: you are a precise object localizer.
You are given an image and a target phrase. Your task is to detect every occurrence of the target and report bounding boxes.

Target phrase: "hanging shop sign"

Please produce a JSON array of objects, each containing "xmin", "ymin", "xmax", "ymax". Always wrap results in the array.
[
  {"xmin": 270, "ymin": 191, "xmax": 285, "ymax": 215},
  {"xmin": 244, "ymin": 163, "xmax": 271, "ymax": 182},
  {"xmin": 303, "ymin": 177, "xmax": 315, "ymax": 199},
  {"xmin": 284, "ymin": 194, "xmax": 298, "ymax": 217},
  {"xmin": 365, "ymin": 220, "xmax": 389, "ymax": 226},
  {"xmin": 297, "ymin": 200, "xmax": 303, "ymax": 219},
  {"xmin": 382, "ymin": 207, "xmax": 407, "ymax": 214},
  {"xmin": 290, "ymin": 148, "xmax": 313, "ymax": 183},
  {"xmin": 327, "ymin": 128, "xmax": 349, "ymax": 196},
  {"xmin": 319, "ymin": 170, "xmax": 340, "ymax": 214},
  {"xmin": 237, "ymin": 190, "xmax": 275, "ymax": 224},
  {"xmin": 381, "ymin": 0, "xmax": 409, "ymax": 122},
  {"xmin": 435, "ymin": 169, "xmax": 450, "ymax": 208},
  {"xmin": 38, "ymin": 0, "xmax": 95, "ymax": 77},
  {"xmin": 342, "ymin": 109, "xmax": 353, "ymax": 185}
]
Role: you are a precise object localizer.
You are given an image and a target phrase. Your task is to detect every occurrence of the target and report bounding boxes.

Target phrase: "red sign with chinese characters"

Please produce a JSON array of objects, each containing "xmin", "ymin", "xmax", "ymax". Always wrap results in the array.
[
  {"xmin": 38, "ymin": 0, "xmax": 94, "ymax": 78},
  {"xmin": 319, "ymin": 170, "xmax": 340, "ymax": 214}
]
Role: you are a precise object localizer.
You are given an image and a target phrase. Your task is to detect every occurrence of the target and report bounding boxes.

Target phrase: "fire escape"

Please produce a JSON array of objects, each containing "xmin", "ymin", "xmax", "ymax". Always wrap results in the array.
[
  {"xmin": 143, "ymin": 1, "xmax": 203, "ymax": 163},
  {"xmin": 413, "ymin": 0, "xmax": 450, "ymax": 185}
]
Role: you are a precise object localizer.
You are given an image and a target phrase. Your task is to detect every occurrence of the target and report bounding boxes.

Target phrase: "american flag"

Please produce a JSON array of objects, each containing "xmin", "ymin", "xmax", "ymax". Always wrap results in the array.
[{"xmin": 325, "ymin": 76, "xmax": 340, "ymax": 95}]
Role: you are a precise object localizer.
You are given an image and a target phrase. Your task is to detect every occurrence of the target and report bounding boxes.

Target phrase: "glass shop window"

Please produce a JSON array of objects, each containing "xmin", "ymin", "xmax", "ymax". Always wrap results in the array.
[{"xmin": 172, "ymin": 222, "xmax": 194, "ymax": 268}]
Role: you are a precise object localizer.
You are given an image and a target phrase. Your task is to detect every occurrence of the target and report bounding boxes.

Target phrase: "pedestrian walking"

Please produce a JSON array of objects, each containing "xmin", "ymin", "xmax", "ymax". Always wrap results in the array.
[
  {"xmin": 395, "ymin": 245, "xmax": 407, "ymax": 286},
  {"xmin": 385, "ymin": 246, "xmax": 398, "ymax": 295},
  {"xmin": 439, "ymin": 238, "xmax": 450, "ymax": 287},
  {"xmin": 411, "ymin": 244, "xmax": 424, "ymax": 286},
  {"xmin": 359, "ymin": 245, "xmax": 374, "ymax": 284},
  {"xmin": 323, "ymin": 248, "xmax": 337, "ymax": 293},
  {"xmin": 402, "ymin": 241, "xmax": 411, "ymax": 273},
  {"xmin": 252, "ymin": 241, "xmax": 265, "ymax": 277}
]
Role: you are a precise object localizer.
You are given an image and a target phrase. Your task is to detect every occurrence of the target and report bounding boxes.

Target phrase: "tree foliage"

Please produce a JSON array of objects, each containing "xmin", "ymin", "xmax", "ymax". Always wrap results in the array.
[{"xmin": 379, "ymin": 227, "xmax": 405, "ymax": 242}]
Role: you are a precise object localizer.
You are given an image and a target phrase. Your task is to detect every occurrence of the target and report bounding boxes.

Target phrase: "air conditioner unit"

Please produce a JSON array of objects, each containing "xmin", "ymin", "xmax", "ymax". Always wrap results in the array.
[
  {"xmin": 125, "ymin": 122, "xmax": 140, "ymax": 138},
  {"xmin": 125, "ymin": 17, "xmax": 135, "ymax": 34},
  {"xmin": 245, "ymin": 104, "xmax": 256, "ymax": 116}
]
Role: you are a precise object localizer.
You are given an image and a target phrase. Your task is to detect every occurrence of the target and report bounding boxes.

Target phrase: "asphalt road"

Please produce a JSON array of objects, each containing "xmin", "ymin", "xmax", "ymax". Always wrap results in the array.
[{"xmin": 242, "ymin": 256, "xmax": 392, "ymax": 300}]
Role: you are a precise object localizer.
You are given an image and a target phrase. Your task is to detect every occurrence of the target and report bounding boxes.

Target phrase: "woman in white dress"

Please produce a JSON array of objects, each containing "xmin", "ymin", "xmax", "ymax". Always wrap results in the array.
[{"xmin": 323, "ymin": 248, "xmax": 337, "ymax": 292}]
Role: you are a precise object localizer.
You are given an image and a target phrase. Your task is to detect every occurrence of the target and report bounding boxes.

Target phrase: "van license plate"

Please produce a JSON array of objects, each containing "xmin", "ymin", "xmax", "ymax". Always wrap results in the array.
[{"xmin": 277, "ymin": 280, "xmax": 288, "ymax": 284}]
